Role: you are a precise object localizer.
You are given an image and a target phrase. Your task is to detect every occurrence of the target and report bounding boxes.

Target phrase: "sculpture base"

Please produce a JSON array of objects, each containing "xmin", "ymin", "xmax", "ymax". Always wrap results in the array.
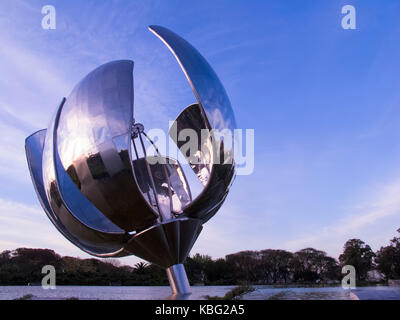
[{"xmin": 166, "ymin": 264, "xmax": 191, "ymax": 299}]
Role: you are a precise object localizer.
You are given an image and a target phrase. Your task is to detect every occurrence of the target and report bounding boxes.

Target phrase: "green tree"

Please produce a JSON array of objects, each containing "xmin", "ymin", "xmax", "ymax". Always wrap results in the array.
[
  {"xmin": 225, "ymin": 251, "xmax": 261, "ymax": 283},
  {"xmin": 375, "ymin": 229, "xmax": 400, "ymax": 280},
  {"xmin": 134, "ymin": 262, "xmax": 148, "ymax": 274},
  {"xmin": 259, "ymin": 249, "xmax": 293, "ymax": 284},
  {"xmin": 291, "ymin": 248, "xmax": 339, "ymax": 282},
  {"xmin": 339, "ymin": 239, "xmax": 375, "ymax": 281},
  {"xmin": 206, "ymin": 258, "xmax": 235, "ymax": 284},
  {"xmin": 185, "ymin": 254, "xmax": 214, "ymax": 284}
]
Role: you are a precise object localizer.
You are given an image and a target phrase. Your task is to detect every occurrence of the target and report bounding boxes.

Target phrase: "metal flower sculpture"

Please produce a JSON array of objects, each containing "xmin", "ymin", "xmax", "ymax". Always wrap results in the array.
[{"xmin": 25, "ymin": 26, "xmax": 236, "ymax": 297}]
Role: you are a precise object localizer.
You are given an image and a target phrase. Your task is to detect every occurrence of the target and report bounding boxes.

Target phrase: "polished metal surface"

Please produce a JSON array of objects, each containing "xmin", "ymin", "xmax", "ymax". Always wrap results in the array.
[
  {"xmin": 125, "ymin": 217, "xmax": 202, "ymax": 268},
  {"xmin": 149, "ymin": 25, "xmax": 237, "ymax": 131},
  {"xmin": 25, "ymin": 25, "xmax": 237, "ymax": 298},
  {"xmin": 169, "ymin": 103, "xmax": 212, "ymax": 186},
  {"xmin": 26, "ymin": 130, "xmax": 53, "ymax": 219},
  {"xmin": 133, "ymin": 156, "xmax": 192, "ymax": 220},
  {"xmin": 57, "ymin": 60, "xmax": 157, "ymax": 232},
  {"xmin": 41, "ymin": 99, "xmax": 129, "ymax": 257},
  {"xmin": 25, "ymin": 129, "xmax": 81, "ymax": 246},
  {"xmin": 150, "ymin": 25, "xmax": 236, "ymax": 223},
  {"xmin": 166, "ymin": 264, "xmax": 191, "ymax": 296}
]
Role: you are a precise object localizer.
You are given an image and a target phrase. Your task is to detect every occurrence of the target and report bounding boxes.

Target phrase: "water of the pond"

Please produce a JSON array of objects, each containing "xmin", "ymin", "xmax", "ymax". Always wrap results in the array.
[{"xmin": 1, "ymin": 285, "xmax": 399, "ymax": 300}]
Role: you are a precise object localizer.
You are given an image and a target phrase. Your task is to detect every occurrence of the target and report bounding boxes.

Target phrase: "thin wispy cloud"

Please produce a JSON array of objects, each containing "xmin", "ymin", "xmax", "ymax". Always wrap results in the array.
[
  {"xmin": 0, "ymin": 123, "xmax": 29, "ymax": 182},
  {"xmin": 283, "ymin": 176, "xmax": 400, "ymax": 257},
  {"xmin": 191, "ymin": 202, "xmax": 250, "ymax": 258},
  {"xmin": 0, "ymin": 199, "xmax": 76, "ymax": 254},
  {"xmin": 0, "ymin": 37, "xmax": 71, "ymax": 182}
]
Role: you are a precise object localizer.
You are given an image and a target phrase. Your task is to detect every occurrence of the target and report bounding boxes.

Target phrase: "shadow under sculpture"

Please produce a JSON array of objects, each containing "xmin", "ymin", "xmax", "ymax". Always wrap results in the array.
[{"xmin": 25, "ymin": 25, "xmax": 236, "ymax": 299}]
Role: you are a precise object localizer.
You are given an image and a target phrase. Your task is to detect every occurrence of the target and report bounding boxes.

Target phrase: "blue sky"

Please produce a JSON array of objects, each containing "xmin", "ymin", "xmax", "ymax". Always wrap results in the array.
[{"xmin": 1, "ymin": 0, "xmax": 400, "ymax": 266}]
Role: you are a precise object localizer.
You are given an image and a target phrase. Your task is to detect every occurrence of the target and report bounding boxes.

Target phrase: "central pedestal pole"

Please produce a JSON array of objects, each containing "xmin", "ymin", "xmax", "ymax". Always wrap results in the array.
[{"xmin": 166, "ymin": 264, "xmax": 191, "ymax": 298}]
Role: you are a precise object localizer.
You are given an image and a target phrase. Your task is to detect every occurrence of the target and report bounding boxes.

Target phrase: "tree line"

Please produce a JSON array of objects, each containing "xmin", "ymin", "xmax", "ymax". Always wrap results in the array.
[{"xmin": 0, "ymin": 228, "xmax": 398, "ymax": 286}]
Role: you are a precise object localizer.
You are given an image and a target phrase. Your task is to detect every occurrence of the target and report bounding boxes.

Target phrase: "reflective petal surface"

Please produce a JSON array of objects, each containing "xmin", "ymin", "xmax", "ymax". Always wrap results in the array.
[
  {"xmin": 56, "ymin": 60, "xmax": 157, "ymax": 231},
  {"xmin": 133, "ymin": 156, "xmax": 192, "ymax": 220},
  {"xmin": 25, "ymin": 129, "xmax": 53, "ymax": 218},
  {"xmin": 169, "ymin": 103, "xmax": 212, "ymax": 186},
  {"xmin": 150, "ymin": 26, "xmax": 236, "ymax": 222},
  {"xmin": 149, "ymin": 25, "xmax": 237, "ymax": 131},
  {"xmin": 42, "ymin": 99, "xmax": 128, "ymax": 257}
]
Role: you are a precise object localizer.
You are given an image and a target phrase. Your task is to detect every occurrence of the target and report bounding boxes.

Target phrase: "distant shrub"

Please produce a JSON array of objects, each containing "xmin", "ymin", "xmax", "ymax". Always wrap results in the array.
[
  {"xmin": 267, "ymin": 291, "xmax": 291, "ymax": 300},
  {"xmin": 14, "ymin": 294, "xmax": 34, "ymax": 300},
  {"xmin": 204, "ymin": 285, "xmax": 255, "ymax": 300}
]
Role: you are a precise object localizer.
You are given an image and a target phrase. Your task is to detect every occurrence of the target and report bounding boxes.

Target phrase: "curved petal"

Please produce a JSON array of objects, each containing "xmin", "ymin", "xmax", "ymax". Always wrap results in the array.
[
  {"xmin": 42, "ymin": 98, "xmax": 128, "ymax": 257},
  {"xmin": 149, "ymin": 25, "xmax": 236, "ymax": 222},
  {"xmin": 149, "ymin": 25, "xmax": 236, "ymax": 131},
  {"xmin": 56, "ymin": 60, "xmax": 157, "ymax": 231},
  {"xmin": 54, "ymin": 136, "xmax": 124, "ymax": 233},
  {"xmin": 25, "ymin": 130, "xmax": 62, "ymax": 231}
]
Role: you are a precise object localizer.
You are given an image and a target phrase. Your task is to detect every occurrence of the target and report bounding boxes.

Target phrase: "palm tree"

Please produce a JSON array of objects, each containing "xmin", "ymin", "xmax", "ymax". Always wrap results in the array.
[{"xmin": 134, "ymin": 262, "xmax": 148, "ymax": 274}]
